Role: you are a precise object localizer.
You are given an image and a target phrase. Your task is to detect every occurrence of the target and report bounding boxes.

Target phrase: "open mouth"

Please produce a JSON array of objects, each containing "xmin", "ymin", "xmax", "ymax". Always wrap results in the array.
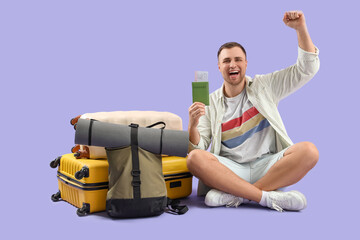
[{"xmin": 229, "ymin": 71, "xmax": 239, "ymax": 77}]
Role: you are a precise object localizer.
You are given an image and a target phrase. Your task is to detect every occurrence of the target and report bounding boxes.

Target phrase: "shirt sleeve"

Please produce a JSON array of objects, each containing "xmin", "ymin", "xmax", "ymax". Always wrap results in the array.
[{"xmin": 261, "ymin": 46, "xmax": 320, "ymax": 103}]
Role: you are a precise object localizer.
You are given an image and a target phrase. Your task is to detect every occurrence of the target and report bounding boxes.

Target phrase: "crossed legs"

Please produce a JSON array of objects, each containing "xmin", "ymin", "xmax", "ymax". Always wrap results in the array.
[{"xmin": 186, "ymin": 141, "xmax": 319, "ymax": 203}]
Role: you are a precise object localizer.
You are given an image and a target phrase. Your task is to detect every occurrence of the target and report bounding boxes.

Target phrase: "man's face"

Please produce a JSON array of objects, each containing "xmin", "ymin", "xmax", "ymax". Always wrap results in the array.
[{"xmin": 218, "ymin": 47, "xmax": 248, "ymax": 87}]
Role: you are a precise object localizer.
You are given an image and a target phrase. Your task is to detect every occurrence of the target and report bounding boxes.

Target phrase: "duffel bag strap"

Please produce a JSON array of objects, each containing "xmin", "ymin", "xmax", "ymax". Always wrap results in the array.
[
  {"xmin": 146, "ymin": 121, "xmax": 166, "ymax": 129},
  {"xmin": 166, "ymin": 198, "xmax": 188, "ymax": 215},
  {"xmin": 129, "ymin": 123, "xmax": 141, "ymax": 199}
]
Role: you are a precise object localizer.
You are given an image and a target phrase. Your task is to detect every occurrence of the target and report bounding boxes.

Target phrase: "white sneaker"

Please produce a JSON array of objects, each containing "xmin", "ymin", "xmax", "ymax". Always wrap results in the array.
[
  {"xmin": 205, "ymin": 189, "xmax": 244, "ymax": 207},
  {"xmin": 266, "ymin": 190, "xmax": 307, "ymax": 212}
]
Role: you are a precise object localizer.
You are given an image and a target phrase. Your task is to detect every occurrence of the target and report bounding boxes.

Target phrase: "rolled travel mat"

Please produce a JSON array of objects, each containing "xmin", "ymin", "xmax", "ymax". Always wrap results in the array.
[
  {"xmin": 75, "ymin": 119, "xmax": 189, "ymax": 158},
  {"xmin": 71, "ymin": 111, "xmax": 183, "ymax": 159}
]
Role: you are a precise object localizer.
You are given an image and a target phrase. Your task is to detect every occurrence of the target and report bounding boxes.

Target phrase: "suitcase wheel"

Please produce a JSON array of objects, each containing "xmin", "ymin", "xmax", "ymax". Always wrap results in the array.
[
  {"xmin": 77, "ymin": 203, "xmax": 90, "ymax": 217},
  {"xmin": 50, "ymin": 157, "xmax": 61, "ymax": 168},
  {"xmin": 51, "ymin": 191, "xmax": 61, "ymax": 202},
  {"xmin": 75, "ymin": 166, "xmax": 89, "ymax": 180}
]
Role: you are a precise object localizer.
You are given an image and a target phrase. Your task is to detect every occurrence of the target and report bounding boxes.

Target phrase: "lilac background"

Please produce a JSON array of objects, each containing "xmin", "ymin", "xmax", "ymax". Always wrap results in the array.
[{"xmin": 1, "ymin": 0, "xmax": 359, "ymax": 239}]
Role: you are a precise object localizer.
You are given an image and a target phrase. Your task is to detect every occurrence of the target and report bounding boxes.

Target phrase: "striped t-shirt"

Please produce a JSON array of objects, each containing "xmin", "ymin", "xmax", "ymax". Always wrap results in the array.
[{"xmin": 220, "ymin": 89, "xmax": 276, "ymax": 163}]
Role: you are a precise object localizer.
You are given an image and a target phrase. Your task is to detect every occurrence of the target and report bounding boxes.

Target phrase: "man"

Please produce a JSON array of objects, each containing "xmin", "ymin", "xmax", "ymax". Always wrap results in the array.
[{"xmin": 187, "ymin": 10, "xmax": 320, "ymax": 212}]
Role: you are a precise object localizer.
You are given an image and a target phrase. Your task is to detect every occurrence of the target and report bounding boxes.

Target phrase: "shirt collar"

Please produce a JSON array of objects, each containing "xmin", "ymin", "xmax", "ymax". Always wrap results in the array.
[{"xmin": 218, "ymin": 75, "xmax": 252, "ymax": 100}]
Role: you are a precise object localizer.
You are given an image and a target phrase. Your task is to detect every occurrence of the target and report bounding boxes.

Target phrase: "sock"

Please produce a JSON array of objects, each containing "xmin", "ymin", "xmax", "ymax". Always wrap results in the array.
[{"xmin": 259, "ymin": 191, "xmax": 269, "ymax": 207}]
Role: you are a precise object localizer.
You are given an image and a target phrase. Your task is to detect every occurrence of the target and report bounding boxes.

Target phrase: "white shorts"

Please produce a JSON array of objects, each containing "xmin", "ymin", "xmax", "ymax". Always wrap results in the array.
[{"xmin": 212, "ymin": 147, "xmax": 290, "ymax": 184}]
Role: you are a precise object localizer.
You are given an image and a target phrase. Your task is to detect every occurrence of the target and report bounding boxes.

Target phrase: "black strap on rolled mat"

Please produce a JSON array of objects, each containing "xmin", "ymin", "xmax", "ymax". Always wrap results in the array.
[
  {"xmin": 88, "ymin": 119, "xmax": 96, "ymax": 146},
  {"xmin": 146, "ymin": 121, "xmax": 165, "ymax": 154},
  {"xmin": 87, "ymin": 119, "xmax": 100, "ymax": 146},
  {"xmin": 130, "ymin": 123, "xmax": 141, "ymax": 199},
  {"xmin": 166, "ymin": 198, "xmax": 188, "ymax": 215}
]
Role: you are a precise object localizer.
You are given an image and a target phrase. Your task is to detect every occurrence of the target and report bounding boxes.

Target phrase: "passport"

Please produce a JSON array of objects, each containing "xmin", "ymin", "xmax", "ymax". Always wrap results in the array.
[{"xmin": 192, "ymin": 81, "xmax": 209, "ymax": 106}]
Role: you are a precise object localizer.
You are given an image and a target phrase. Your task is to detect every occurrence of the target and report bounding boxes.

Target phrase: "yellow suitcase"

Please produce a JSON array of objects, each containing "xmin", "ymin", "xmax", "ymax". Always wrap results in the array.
[
  {"xmin": 50, "ymin": 154, "xmax": 192, "ymax": 216},
  {"xmin": 50, "ymin": 154, "xmax": 109, "ymax": 216}
]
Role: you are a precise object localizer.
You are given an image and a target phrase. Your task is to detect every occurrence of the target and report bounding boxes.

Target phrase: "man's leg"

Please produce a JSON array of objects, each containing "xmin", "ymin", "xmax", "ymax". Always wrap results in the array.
[
  {"xmin": 253, "ymin": 141, "xmax": 319, "ymax": 191},
  {"xmin": 187, "ymin": 141, "xmax": 319, "ymax": 205},
  {"xmin": 187, "ymin": 149, "xmax": 262, "ymax": 202}
]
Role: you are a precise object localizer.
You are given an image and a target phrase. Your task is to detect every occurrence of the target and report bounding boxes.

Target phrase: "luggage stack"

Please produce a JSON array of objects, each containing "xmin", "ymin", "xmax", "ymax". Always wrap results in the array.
[{"xmin": 50, "ymin": 111, "xmax": 192, "ymax": 216}]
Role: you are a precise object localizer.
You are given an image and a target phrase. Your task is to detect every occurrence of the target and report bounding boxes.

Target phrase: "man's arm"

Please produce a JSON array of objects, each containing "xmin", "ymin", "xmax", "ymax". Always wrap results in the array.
[
  {"xmin": 258, "ymin": 11, "xmax": 320, "ymax": 103},
  {"xmin": 283, "ymin": 11, "xmax": 316, "ymax": 53}
]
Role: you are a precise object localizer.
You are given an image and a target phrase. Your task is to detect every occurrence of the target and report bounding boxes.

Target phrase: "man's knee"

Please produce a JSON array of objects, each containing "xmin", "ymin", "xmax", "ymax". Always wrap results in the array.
[
  {"xmin": 187, "ymin": 149, "xmax": 216, "ymax": 173},
  {"xmin": 187, "ymin": 149, "xmax": 204, "ymax": 170},
  {"xmin": 299, "ymin": 141, "xmax": 319, "ymax": 169}
]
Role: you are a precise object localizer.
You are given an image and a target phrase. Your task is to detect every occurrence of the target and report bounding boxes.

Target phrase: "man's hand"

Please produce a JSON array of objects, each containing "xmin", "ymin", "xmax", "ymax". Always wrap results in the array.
[
  {"xmin": 188, "ymin": 102, "xmax": 205, "ymax": 146},
  {"xmin": 283, "ymin": 11, "xmax": 307, "ymax": 31},
  {"xmin": 283, "ymin": 10, "xmax": 316, "ymax": 53},
  {"xmin": 188, "ymin": 102, "xmax": 205, "ymax": 128}
]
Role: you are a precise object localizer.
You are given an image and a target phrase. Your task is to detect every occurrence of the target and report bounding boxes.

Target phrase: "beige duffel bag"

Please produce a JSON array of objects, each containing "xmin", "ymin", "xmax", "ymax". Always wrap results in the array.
[{"xmin": 71, "ymin": 111, "xmax": 183, "ymax": 159}]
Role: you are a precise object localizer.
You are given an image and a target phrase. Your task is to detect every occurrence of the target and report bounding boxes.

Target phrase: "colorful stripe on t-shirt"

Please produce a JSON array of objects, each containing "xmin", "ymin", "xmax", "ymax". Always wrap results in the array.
[{"xmin": 221, "ymin": 107, "xmax": 271, "ymax": 149}]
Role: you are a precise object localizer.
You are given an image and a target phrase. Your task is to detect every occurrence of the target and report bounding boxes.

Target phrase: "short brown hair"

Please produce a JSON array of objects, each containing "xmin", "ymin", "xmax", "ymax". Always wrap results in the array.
[{"xmin": 217, "ymin": 42, "xmax": 247, "ymax": 60}]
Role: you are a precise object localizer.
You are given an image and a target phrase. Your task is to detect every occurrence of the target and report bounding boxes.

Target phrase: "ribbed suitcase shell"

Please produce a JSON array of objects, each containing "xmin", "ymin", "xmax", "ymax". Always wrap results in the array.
[
  {"xmin": 52, "ymin": 154, "xmax": 192, "ymax": 216},
  {"xmin": 58, "ymin": 154, "xmax": 108, "ymax": 184}
]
